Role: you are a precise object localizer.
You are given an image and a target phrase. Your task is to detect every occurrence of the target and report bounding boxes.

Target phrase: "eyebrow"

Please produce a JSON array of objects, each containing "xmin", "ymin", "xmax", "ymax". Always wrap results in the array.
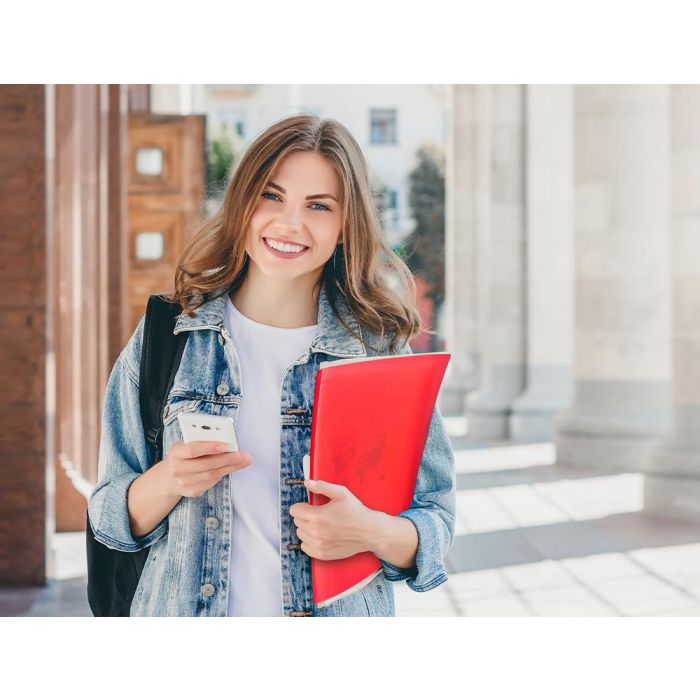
[{"xmin": 267, "ymin": 181, "xmax": 339, "ymax": 203}]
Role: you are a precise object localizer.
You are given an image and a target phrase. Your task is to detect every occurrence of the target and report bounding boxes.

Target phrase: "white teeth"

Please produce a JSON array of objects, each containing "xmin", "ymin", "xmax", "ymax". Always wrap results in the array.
[{"xmin": 265, "ymin": 238, "xmax": 307, "ymax": 254}]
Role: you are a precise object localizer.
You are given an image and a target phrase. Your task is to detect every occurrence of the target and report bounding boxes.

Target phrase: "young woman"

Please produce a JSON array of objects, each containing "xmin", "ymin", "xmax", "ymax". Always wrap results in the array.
[{"xmin": 88, "ymin": 113, "xmax": 456, "ymax": 617}]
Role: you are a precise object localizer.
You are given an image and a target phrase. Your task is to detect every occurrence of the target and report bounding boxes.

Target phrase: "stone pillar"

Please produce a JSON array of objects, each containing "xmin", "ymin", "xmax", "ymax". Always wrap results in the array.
[
  {"xmin": 510, "ymin": 85, "xmax": 575, "ymax": 441},
  {"xmin": 441, "ymin": 85, "xmax": 480, "ymax": 416},
  {"xmin": 554, "ymin": 86, "xmax": 672, "ymax": 470},
  {"xmin": 466, "ymin": 85, "xmax": 527, "ymax": 439},
  {"xmin": 645, "ymin": 86, "xmax": 700, "ymax": 523}
]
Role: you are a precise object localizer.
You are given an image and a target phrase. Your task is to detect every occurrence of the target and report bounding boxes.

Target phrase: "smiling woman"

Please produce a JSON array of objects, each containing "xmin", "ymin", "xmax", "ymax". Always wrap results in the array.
[
  {"xmin": 88, "ymin": 113, "xmax": 456, "ymax": 617},
  {"xmin": 234, "ymin": 149, "xmax": 347, "ymax": 326},
  {"xmin": 170, "ymin": 113, "xmax": 428, "ymax": 348}
]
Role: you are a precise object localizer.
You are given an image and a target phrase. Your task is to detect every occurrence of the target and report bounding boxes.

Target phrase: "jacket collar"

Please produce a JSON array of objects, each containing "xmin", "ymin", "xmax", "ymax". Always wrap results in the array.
[{"xmin": 173, "ymin": 279, "xmax": 366, "ymax": 358}]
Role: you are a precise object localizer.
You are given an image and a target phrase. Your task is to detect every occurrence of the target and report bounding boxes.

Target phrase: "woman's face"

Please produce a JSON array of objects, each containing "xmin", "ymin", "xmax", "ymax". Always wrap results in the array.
[{"xmin": 245, "ymin": 151, "xmax": 343, "ymax": 284}]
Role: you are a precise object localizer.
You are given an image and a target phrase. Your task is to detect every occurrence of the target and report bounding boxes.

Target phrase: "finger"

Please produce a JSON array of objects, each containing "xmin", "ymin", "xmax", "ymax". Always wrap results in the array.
[
  {"xmin": 295, "ymin": 526, "xmax": 310, "ymax": 542},
  {"xmin": 292, "ymin": 516, "xmax": 312, "ymax": 529},
  {"xmin": 305, "ymin": 479, "xmax": 346, "ymax": 498},
  {"xmin": 188, "ymin": 451, "xmax": 253, "ymax": 472},
  {"xmin": 299, "ymin": 541, "xmax": 319, "ymax": 559},
  {"xmin": 289, "ymin": 503, "xmax": 314, "ymax": 519},
  {"xmin": 177, "ymin": 440, "xmax": 231, "ymax": 459},
  {"xmin": 185, "ymin": 459, "xmax": 251, "ymax": 489}
]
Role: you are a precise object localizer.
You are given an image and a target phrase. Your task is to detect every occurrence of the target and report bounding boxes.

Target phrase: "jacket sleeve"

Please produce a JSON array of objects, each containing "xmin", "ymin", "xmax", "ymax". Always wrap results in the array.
[
  {"xmin": 377, "ymin": 339, "xmax": 456, "ymax": 592},
  {"xmin": 87, "ymin": 314, "xmax": 169, "ymax": 552}
]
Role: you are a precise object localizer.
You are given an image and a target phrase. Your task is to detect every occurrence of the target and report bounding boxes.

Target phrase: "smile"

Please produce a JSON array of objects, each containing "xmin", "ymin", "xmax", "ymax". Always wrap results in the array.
[{"xmin": 263, "ymin": 237, "xmax": 309, "ymax": 258}]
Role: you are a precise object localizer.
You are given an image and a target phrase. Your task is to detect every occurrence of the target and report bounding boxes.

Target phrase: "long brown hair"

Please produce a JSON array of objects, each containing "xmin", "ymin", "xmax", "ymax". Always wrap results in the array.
[{"xmin": 165, "ymin": 113, "xmax": 434, "ymax": 353}]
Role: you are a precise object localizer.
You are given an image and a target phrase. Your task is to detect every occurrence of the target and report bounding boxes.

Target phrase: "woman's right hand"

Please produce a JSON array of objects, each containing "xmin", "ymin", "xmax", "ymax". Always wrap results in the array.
[{"xmin": 160, "ymin": 441, "xmax": 253, "ymax": 498}]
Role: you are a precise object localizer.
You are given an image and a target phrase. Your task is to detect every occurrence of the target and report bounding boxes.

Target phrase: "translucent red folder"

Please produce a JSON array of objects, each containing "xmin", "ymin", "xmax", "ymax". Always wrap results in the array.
[{"xmin": 306, "ymin": 351, "xmax": 451, "ymax": 608}]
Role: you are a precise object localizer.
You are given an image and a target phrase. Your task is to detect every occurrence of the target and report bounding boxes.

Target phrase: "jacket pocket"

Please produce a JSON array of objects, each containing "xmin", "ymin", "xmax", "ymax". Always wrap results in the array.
[{"xmin": 163, "ymin": 397, "xmax": 204, "ymax": 427}]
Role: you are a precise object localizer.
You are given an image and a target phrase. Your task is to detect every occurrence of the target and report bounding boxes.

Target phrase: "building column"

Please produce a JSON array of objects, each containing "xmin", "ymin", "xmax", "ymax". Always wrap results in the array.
[
  {"xmin": 0, "ymin": 85, "xmax": 49, "ymax": 585},
  {"xmin": 645, "ymin": 86, "xmax": 700, "ymax": 523},
  {"xmin": 554, "ymin": 86, "xmax": 672, "ymax": 470},
  {"xmin": 441, "ymin": 85, "xmax": 480, "ymax": 416},
  {"xmin": 510, "ymin": 85, "xmax": 575, "ymax": 441},
  {"xmin": 466, "ymin": 85, "xmax": 527, "ymax": 439}
]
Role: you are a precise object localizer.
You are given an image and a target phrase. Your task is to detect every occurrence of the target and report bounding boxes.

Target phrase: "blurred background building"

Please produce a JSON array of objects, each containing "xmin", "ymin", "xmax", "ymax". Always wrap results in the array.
[{"xmin": 1, "ymin": 84, "xmax": 698, "ymax": 616}]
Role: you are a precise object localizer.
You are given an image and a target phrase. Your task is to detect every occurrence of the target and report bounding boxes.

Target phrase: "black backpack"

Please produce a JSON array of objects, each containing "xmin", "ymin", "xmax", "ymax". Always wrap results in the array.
[{"xmin": 86, "ymin": 295, "xmax": 188, "ymax": 616}]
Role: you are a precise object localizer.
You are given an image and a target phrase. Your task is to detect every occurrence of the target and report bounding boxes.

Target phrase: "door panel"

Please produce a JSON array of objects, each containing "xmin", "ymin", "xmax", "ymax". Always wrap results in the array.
[{"xmin": 126, "ymin": 113, "xmax": 205, "ymax": 339}]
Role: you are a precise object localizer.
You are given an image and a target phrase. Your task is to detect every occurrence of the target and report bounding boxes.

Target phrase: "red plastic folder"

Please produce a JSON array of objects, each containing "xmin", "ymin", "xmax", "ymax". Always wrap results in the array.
[{"xmin": 307, "ymin": 351, "xmax": 451, "ymax": 608}]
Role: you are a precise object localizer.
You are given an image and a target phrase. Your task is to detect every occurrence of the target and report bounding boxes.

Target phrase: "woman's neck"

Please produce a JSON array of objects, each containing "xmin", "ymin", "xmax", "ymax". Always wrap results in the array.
[{"xmin": 229, "ymin": 270, "xmax": 320, "ymax": 329}]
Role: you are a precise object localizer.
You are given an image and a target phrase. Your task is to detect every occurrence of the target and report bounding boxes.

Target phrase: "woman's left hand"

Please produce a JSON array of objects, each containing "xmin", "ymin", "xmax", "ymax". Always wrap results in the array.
[{"xmin": 289, "ymin": 480, "xmax": 382, "ymax": 561}]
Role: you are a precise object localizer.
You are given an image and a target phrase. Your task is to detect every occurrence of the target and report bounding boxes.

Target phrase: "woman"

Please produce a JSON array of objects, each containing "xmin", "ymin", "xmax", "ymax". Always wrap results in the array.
[{"xmin": 87, "ymin": 113, "xmax": 456, "ymax": 616}]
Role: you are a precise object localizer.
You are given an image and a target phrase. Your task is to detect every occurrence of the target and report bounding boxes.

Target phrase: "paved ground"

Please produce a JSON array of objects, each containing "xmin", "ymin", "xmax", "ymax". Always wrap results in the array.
[{"xmin": 3, "ymin": 416, "xmax": 700, "ymax": 617}]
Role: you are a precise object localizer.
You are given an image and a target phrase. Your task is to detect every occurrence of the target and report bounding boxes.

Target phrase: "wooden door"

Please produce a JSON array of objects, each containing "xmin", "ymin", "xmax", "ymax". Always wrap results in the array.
[{"xmin": 126, "ymin": 113, "xmax": 205, "ymax": 339}]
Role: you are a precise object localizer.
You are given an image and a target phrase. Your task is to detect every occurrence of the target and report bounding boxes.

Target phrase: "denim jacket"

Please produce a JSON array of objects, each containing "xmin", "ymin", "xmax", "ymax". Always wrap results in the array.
[{"xmin": 87, "ymin": 280, "xmax": 456, "ymax": 616}]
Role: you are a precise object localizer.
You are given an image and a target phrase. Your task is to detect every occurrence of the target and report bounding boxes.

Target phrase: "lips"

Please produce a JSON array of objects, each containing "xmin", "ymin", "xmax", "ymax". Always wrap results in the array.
[{"xmin": 262, "ymin": 237, "xmax": 309, "ymax": 259}]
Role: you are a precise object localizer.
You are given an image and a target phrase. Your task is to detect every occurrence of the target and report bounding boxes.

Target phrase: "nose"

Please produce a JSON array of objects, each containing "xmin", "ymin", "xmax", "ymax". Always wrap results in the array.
[{"xmin": 274, "ymin": 210, "xmax": 302, "ymax": 235}]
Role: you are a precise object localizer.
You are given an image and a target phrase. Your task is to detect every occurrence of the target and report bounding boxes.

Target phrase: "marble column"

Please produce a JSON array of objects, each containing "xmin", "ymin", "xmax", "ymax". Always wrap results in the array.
[
  {"xmin": 510, "ymin": 85, "xmax": 575, "ymax": 441},
  {"xmin": 554, "ymin": 86, "xmax": 672, "ymax": 471},
  {"xmin": 645, "ymin": 86, "xmax": 700, "ymax": 523},
  {"xmin": 440, "ymin": 84, "xmax": 480, "ymax": 416},
  {"xmin": 466, "ymin": 85, "xmax": 527, "ymax": 439}
]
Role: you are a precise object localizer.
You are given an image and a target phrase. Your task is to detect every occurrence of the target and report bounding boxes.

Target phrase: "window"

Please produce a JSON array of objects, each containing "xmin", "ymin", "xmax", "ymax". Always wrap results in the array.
[
  {"xmin": 135, "ymin": 147, "xmax": 163, "ymax": 176},
  {"xmin": 370, "ymin": 109, "xmax": 397, "ymax": 145},
  {"xmin": 135, "ymin": 231, "xmax": 164, "ymax": 261},
  {"xmin": 378, "ymin": 188, "xmax": 399, "ymax": 228}
]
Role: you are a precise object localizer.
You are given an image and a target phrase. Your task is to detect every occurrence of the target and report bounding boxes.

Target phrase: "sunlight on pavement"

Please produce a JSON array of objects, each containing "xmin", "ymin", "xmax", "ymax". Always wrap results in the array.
[
  {"xmin": 454, "ymin": 442, "xmax": 556, "ymax": 474},
  {"xmin": 455, "ymin": 473, "xmax": 644, "ymax": 535}
]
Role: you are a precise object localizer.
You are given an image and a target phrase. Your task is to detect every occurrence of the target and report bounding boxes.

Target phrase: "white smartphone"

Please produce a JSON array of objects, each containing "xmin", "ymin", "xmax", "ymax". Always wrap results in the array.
[{"xmin": 177, "ymin": 412, "xmax": 239, "ymax": 452}]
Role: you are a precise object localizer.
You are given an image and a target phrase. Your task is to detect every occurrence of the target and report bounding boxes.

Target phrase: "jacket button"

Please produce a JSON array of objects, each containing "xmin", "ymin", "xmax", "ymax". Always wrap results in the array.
[
  {"xmin": 205, "ymin": 517, "xmax": 219, "ymax": 529},
  {"xmin": 163, "ymin": 406, "xmax": 170, "ymax": 418},
  {"xmin": 216, "ymin": 383, "xmax": 230, "ymax": 395},
  {"xmin": 201, "ymin": 583, "xmax": 216, "ymax": 597},
  {"xmin": 286, "ymin": 542, "xmax": 301, "ymax": 550},
  {"xmin": 288, "ymin": 610, "xmax": 313, "ymax": 616}
]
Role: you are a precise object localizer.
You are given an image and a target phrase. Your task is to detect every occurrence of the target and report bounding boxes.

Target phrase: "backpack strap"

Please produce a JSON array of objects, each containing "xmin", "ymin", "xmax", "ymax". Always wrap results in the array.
[{"xmin": 138, "ymin": 295, "xmax": 188, "ymax": 465}]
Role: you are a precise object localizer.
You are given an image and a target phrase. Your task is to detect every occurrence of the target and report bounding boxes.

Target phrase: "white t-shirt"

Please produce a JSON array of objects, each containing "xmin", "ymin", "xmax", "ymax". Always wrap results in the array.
[{"xmin": 223, "ymin": 295, "xmax": 319, "ymax": 616}]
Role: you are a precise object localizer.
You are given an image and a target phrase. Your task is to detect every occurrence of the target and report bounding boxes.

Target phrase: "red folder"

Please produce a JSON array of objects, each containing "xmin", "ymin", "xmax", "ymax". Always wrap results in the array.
[{"xmin": 307, "ymin": 351, "xmax": 451, "ymax": 608}]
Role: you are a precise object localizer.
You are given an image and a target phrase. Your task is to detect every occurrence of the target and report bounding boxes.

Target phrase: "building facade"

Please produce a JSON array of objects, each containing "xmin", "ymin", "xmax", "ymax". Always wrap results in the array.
[{"xmin": 442, "ymin": 85, "xmax": 700, "ymax": 525}]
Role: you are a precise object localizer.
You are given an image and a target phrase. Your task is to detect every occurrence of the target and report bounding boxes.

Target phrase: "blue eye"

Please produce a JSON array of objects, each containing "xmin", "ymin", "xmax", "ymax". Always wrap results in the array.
[{"xmin": 261, "ymin": 191, "xmax": 331, "ymax": 212}]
